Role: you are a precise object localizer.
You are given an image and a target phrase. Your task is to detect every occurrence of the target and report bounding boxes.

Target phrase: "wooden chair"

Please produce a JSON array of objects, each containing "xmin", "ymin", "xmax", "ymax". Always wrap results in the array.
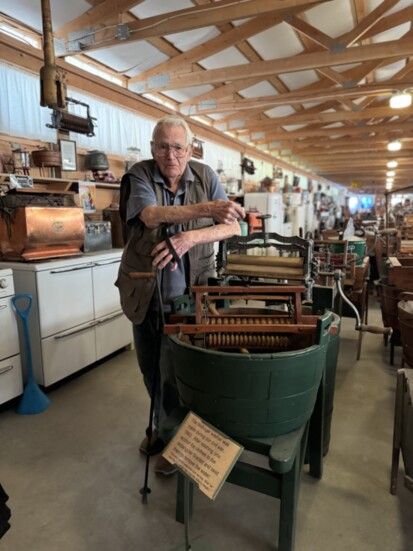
[
  {"xmin": 335, "ymin": 257, "xmax": 370, "ymax": 361},
  {"xmin": 378, "ymin": 283, "xmax": 404, "ymax": 365},
  {"xmin": 175, "ymin": 376, "xmax": 325, "ymax": 551},
  {"xmin": 390, "ymin": 369, "xmax": 413, "ymax": 496},
  {"xmin": 321, "ymin": 229, "xmax": 341, "ymax": 240},
  {"xmin": 353, "ymin": 279, "xmax": 369, "ymax": 361}
]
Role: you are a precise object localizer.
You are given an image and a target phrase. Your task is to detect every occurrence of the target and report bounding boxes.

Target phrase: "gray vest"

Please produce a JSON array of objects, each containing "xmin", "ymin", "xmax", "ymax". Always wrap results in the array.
[{"xmin": 115, "ymin": 159, "xmax": 215, "ymax": 325}]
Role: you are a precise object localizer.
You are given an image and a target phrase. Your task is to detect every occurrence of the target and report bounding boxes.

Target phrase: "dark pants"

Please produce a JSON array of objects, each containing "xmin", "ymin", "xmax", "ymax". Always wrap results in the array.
[{"xmin": 133, "ymin": 310, "xmax": 180, "ymax": 443}]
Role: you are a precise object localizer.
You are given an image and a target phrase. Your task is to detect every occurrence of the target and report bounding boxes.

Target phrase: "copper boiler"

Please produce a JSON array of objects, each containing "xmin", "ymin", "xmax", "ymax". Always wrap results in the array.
[{"xmin": 0, "ymin": 206, "xmax": 85, "ymax": 261}]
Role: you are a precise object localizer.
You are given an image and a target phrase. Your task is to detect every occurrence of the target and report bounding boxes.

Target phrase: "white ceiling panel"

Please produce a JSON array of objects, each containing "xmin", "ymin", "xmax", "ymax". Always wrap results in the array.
[
  {"xmin": 247, "ymin": 22, "xmax": 304, "ymax": 61},
  {"xmin": 366, "ymin": 0, "xmax": 412, "ymax": 16},
  {"xmin": 162, "ymin": 85, "xmax": 215, "ymax": 103},
  {"xmin": 130, "ymin": 0, "xmax": 194, "ymax": 19},
  {"xmin": 265, "ymin": 105, "xmax": 297, "ymax": 118},
  {"xmin": 239, "ymin": 81, "xmax": 278, "ymax": 98},
  {"xmin": 374, "ymin": 60, "xmax": 408, "ymax": 82},
  {"xmin": 371, "ymin": 22, "xmax": 411, "ymax": 43},
  {"xmin": 305, "ymin": 0, "xmax": 354, "ymax": 38},
  {"xmin": 199, "ymin": 46, "xmax": 249, "ymax": 70},
  {"xmin": 282, "ymin": 124, "xmax": 308, "ymax": 132},
  {"xmin": 87, "ymin": 42, "xmax": 169, "ymax": 76},
  {"xmin": 206, "ymin": 112, "xmax": 236, "ymax": 121},
  {"xmin": 231, "ymin": 18, "xmax": 253, "ymax": 27},
  {"xmin": 166, "ymin": 26, "xmax": 221, "ymax": 51},
  {"xmin": 279, "ymin": 70, "xmax": 319, "ymax": 91},
  {"xmin": 332, "ymin": 63, "xmax": 361, "ymax": 73},
  {"xmin": 1, "ymin": 0, "xmax": 89, "ymax": 32},
  {"xmin": 324, "ymin": 122, "xmax": 348, "ymax": 129},
  {"xmin": 302, "ymin": 102, "xmax": 324, "ymax": 109}
]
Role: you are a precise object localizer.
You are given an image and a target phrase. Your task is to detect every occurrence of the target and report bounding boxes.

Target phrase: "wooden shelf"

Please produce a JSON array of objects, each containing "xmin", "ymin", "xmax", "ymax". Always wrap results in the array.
[
  {"xmin": 0, "ymin": 172, "xmax": 74, "ymax": 192},
  {"xmin": 0, "ymin": 173, "xmax": 121, "ymax": 193},
  {"xmin": 93, "ymin": 181, "xmax": 121, "ymax": 190}
]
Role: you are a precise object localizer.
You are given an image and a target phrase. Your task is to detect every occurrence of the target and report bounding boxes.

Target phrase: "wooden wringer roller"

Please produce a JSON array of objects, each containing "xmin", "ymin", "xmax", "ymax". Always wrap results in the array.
[
  {"xmin": 164, "ymin": 285, "xmax": 334, "ymax": 353},
  {"xmin": 164, "ymin": 217, "xmax": 326, "ymax": 353},
  {"xmin": 217, "ymin": 214, "xmax": 318, "ymax": 299}
]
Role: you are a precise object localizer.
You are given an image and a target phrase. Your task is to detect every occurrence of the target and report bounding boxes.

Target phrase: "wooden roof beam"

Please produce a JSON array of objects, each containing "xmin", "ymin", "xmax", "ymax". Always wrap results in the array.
[
  {"xmin": 193, "ymin": 79, "xmax": 413, "ymax": 114},
  {"xmin": 235, "ymin": 104, "xmax": 413, "ymax": 132},
  {"xmin": 70, "ymin": 0, "xmax": 329, "ymax": 54},
  {"xmin": 284, "ymin": 14, "xmax": 335, "ymax": 49},
  {"xmin": 55, "ymin": 0, "xmax": 144, "ymax": 38},
  {"xmin": 142, "ymin": 38, "xmax": 413, "ymax": 92},
  {"xmin": 253, "ymin": 120, "xmax": 413, "ymax": 140},
  {"xmin": 128, "ymin": 6, "xmax": 313, "ymax": 84},
  {"xmin": 338, "ymin": 0, "xmax": 400, "ymax": 47}
]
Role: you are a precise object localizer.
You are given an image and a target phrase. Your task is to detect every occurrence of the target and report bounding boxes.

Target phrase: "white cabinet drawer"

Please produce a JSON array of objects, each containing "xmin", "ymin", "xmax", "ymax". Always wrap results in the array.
[
  {"xmin": 37, "ymin": 264, "xmax": 94, "ymax": 338},
  {"xmin": 41, "ymin": 323, "xmax": 96, "ymax": 386},
  {"xmin": 0, "ymin": 355, "xmax": 23, "ymax": 404},
  {"xmin": 95, "ymin": 311, "xmax": 132, "ymax": 361},
  {"xmin": 93, "ymin": 260, "xmax": 121, "ymax": 319},
  {"xmin": 0, "ymin": 297, "xmax": 20, "ymax": 359}
]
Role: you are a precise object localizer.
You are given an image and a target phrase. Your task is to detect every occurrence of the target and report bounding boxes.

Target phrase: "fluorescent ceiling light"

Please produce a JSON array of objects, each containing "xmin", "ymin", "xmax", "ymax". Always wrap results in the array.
[
  {"xmin": 390, "ymin": 92, "xmax": 412, "ymax": 109},
  {"xmin": 190, "ymin": 115, "xmax": 211, "ymax": 126},
  {"xmin": 143, "ymin": 93, "xmax": 176, "ymax": 111},
  {"xmin": 387, "ymin": 160, "xmax": 398, "ymax": 169},
  {"xmin": 387, "ymin": 140, "xmax": 402, "ymax": 152},
  {"xmin": 385, "ymin": 182, "xmax": 393, "ymax": 190},
  {"xmin": 66, "ymin": 56, "xmax": 123, "ymax": 86},
  {"xmin": 386, "ymin": 170, "xmax": 395, "ymax": 177},
  {"xmin": 0, "ymin": 23, "xmax": 39, "ymax": 48}
]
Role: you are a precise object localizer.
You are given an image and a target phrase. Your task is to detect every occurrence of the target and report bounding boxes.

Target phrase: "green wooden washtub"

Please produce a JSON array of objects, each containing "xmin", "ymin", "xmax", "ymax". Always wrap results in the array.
[
  {"xmin": 168, "ymin": 311, "xmax": 333, "ymax": 439},
  {"xmin": 323, "ymin": 312, "xmax": 341, "ymax": 454}
]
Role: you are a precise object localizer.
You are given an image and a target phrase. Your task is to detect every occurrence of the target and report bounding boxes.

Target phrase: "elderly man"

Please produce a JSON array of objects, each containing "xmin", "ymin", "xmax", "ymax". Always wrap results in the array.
[{"xmin": 116, "ymin": 115, "xmax": 245, "ymax": 476}]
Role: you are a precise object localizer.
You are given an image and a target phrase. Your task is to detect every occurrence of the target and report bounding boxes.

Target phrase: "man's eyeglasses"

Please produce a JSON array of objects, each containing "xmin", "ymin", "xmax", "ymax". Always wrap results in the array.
[{"xmin": 152, "ymin": 142, "xmax": 189, "ymax": 158}]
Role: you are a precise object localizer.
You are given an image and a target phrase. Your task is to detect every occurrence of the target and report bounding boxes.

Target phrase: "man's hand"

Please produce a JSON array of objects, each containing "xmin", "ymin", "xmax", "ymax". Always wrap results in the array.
[
  {"xmin": 151, "ymin": 232, "xmax": 194, "ymax": 271},
  {"xmin": 210, "ymin": 200, "xmax": 245, "ymax": 224}
]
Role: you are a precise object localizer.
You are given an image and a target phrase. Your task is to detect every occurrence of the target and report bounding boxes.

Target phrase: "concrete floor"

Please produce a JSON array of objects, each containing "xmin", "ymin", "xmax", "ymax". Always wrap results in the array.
[{"xmin": 0, "ymin": 297, "xmax": 412, "ymax": 551}]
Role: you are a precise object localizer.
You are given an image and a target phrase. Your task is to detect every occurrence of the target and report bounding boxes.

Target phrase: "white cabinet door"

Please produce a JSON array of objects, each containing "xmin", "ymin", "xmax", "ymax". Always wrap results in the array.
[
  {"xmin": 0, "ymin": 296, "xmax": 20, "ymax": 359},
  {"xmin": 93, "ymin": 260, "xmax": 121, "ymax": 319},
  {"xmin": 0, "ymin": 355, "xmax": 23, "ymax": 404},
  {"xmin": 41, "ymin": 323, "xmax": 96, "ymax": 386},
  {"xmin": 37, "ymin": 263, "xmax": 94, "ymax": 338},
  {"xmin": 95, "ymin": 312, "xmax": 132, "ymax": 361}
]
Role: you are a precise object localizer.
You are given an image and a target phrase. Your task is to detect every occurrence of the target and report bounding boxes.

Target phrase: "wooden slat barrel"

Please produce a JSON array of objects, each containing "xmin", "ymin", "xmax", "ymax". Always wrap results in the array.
[
  {"xmin": 168, "ymin": 312, "xmax": 333, "ymax": 438},
  {"xmin": 324, "ymin": 312, "xmax": 341, "ymax": 455},
  {"xmin": 31, "ymin": 149, "xmax": 61, "ymax": 167},
  {"xmin": 398, "ymin": 298, "xmax": 413, "ymax": 368},
  {"xmin": 380, "ymin": 283, "xmax": 404, "ymax": 330}
]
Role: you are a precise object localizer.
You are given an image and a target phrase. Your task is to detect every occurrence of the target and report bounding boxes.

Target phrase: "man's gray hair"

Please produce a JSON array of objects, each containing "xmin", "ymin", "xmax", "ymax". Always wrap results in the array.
[{"xmin": 152, "ymin": 115, "xmax": 194, "ymax": 146}]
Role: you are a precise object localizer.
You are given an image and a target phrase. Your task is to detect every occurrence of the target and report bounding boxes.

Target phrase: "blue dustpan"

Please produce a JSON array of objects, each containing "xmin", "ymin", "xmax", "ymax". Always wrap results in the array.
[{"xmin": 12, "ymin": 294, "xmax": 51, "ymax": 415}]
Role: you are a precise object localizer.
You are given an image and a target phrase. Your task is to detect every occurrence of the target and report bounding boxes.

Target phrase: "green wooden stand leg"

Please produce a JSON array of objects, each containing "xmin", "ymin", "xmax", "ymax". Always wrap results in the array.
[
  {"xmin": 308, "ymin": 375, "xmax": 325, "ymax": 479},
  {"xmin": 390, "ymin": 370, "xmax": 404, "ymax": 495},
  {"xmin": 279, "ymin": 456, "xmax": 300, "ymax": 551}
]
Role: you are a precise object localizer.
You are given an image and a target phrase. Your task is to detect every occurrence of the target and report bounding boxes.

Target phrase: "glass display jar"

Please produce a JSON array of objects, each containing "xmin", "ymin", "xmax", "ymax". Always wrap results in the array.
[
  {"xmin": 12, "ymin": 148, "xmax": 30, "ymax": 174},
  {"xmin": 125, "ymin": 147, "xmax": 141, "ymax": 171}
]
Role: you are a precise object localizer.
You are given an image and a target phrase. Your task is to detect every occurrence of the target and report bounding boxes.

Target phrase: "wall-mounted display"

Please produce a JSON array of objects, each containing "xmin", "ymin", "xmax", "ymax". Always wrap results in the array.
[{"xmin": 60, "ymin": 139, "xmax": 77, "ymax": 171}]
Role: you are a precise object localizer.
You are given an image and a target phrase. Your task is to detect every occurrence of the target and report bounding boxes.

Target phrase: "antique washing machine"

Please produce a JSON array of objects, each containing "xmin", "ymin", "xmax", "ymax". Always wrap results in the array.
[{"xmin": 165, "ymin": 284, "xmax": 337, "ymax": 439}]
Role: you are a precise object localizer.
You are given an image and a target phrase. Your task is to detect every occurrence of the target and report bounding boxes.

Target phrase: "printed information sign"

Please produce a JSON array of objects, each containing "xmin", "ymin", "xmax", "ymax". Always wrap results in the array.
[{"xmin": 163, "ymin": 412, "xmax": 243, "ymax": 500}]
